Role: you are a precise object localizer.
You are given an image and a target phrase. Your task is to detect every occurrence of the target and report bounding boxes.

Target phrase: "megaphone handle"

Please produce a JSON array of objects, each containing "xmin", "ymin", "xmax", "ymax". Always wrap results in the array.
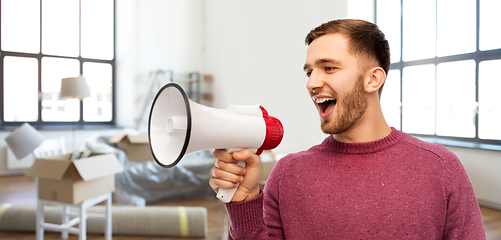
[
  {"xmin": 217, "ymin": 160, "xmax": 246, "ymax": 203},
  {"xmin": 216, "ymin": 148, "xmax": 257, "ymax": 203}
]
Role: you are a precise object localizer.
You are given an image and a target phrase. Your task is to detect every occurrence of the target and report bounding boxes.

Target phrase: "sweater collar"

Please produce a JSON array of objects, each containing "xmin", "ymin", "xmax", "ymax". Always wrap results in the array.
[{"xmin": 322, "ymin": 127, "xmax": 402, "ymax": 154}]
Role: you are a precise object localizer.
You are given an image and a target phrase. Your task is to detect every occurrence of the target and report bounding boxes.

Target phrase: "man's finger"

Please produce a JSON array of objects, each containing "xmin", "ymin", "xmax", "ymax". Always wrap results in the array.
[{"xmin": 213, "ymin": 149, "xmax": 234, "ymax": 163}]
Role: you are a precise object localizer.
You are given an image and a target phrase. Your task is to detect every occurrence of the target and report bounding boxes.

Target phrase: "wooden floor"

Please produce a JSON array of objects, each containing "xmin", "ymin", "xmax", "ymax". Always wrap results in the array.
[
  {"xmin": 1, "ymin": 175, "xmax": 501, "ymax": 239},
  {"xmin": 0, "ymin": 175, "xmax": 229, "ymax": 240}
]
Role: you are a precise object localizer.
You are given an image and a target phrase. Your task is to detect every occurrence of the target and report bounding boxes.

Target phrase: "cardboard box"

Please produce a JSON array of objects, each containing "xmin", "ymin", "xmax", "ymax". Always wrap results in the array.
[
  {"xmin": 25, "ymin": 153, "xmax": 124, "ymax": 204},
  {"xmin": 109, "ymin": 133, "xmax": 153, "ymax": 162}
]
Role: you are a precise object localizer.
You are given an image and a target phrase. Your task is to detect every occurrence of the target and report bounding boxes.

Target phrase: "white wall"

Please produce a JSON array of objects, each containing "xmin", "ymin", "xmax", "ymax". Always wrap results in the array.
[
  {"xmin": 115, "ymin": 0, "xmax": 138, "ymax": 128},
  {"xmin": 204, "ymin": 0, "xmax": 348, "ymax": 153},
  {"xmin": 115, "ymin": 0, "xmax": 205, "ymax": 128},
  {"xmin": 135, "ymin": 0, "xmax": 204, "ymax": 74},
  {"xmin": 446, "ymin": 146, "xmax": 501, "ymax": 208}
]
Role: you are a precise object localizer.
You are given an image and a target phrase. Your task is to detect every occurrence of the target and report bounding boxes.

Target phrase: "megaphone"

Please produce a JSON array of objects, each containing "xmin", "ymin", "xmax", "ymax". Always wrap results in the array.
[{"xmin": 148, "ymin": 83, "xmax": 284, "ymax": 202}]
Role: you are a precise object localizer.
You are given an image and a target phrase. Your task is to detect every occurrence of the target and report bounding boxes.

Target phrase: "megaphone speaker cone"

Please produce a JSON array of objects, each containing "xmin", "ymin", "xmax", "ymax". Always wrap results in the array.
[{"xmin": 148, "ymin": 83, "xmax": 191, "ymax": 168}]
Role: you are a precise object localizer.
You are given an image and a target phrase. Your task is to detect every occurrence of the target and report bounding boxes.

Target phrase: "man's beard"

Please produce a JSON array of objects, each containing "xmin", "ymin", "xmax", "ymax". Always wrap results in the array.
[{"xmin": 320, "ymin": 75, "xmax": 368, "ymax": 135}]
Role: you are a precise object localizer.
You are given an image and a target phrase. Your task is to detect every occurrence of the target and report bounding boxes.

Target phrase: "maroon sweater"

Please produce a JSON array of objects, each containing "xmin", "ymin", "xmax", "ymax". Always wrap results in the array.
[{"xmin": 225, "ymin": 129, "xmax": 486, "ymax": 239}]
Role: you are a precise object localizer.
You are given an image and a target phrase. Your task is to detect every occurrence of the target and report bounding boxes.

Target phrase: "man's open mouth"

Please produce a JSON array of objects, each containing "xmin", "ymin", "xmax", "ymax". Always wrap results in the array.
[{"xmin": 314, "ymin": 97, "xmax": 337, "ymax": 115}]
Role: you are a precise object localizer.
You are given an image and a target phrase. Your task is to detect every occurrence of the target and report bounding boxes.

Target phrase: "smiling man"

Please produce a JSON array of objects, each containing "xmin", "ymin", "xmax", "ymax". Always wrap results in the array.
[{"xmin": 210, "ymin": 19, "xmax": 486, "ymax": 239}]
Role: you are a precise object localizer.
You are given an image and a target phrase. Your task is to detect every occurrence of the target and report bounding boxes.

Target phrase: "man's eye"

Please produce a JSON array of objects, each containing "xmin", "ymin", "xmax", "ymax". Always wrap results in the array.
[
  {"xmin": 325, "ymin": 67, "xmax": 336, "ymax": 71},
  {"xmin": 306, "ymin": 71, "xmax": 312, "ymax": 77}
]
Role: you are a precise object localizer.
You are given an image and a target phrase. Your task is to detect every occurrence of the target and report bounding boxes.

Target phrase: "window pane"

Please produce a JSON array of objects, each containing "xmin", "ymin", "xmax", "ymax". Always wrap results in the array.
[
  {"xmin": 83, "ymin": 62, "xmax": 112, "ymax": 121},
  {"xmin": 478, "ymin": 60, "xmax": 501, "ymax": 140},
  {"xmin": 41, "ymin": 0, "xmax": 79, "ymax": 57},
  {"xmin": 81, "ymin": 0, "xmax": 114, "ymax": 60},
  {"xmin": 3, "ymin": 56, "xmax": 39, "ymax": 121},
  {"xmin": 41, "ymin": 57, "xmax": 80, "ymax": 121},
  {"xmin": 376, "ymin": 0, "xmax": 401, "ymax": 63},
  {"xmin": 402, "ymin": 0, "xmax": 436, "ymax": 61},
  {"xmin": 381, "ymin": 69, "xmax": 401, "ymax": 130},
  {"xmin": 402, "ymin": 64, "xmax": 436, "ymax": 134},
  {"xmin": 1, "ymin": 0, "xmax": 40, "ymax": 53},
  {"xmin": 436, "ymin": 60, "xmax": 476, "ymax": 138},
  {"xmin": 479, "ymin": 0, "xmax": 501, "ymax": 51},
  {"xmin": 437, "ymin": 0, "xmax": 476, "ymax": 57}
]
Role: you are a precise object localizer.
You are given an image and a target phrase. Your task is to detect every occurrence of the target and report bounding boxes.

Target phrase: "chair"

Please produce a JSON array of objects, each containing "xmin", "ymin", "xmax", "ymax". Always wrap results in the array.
[
  {"xmin": 36, "ymin": 193, "xmax": 112, "ymax": 240},
  {"xmin": 33, "ymin": 137, "xmax": 112, "ymax": 240}
]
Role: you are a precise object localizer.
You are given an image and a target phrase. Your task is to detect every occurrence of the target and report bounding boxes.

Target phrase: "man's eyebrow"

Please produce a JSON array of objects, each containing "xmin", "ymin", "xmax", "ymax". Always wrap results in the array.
[
  {"xmin": 316, "ymin": 58, "xmax": 341, "ymax": 65},
  {"xmin": 303, "ymin": 58, "xmax": 341, "ymax": 71}
]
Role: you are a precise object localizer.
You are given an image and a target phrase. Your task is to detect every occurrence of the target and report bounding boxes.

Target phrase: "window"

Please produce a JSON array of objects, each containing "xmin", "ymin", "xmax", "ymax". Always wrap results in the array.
[
  {"xmin": 1, "ymin": 0, "xmax": 115, "ymax": 129},
  {"xmin": 377, "ymin": 0, "xmax": 501, "ymax": 146}
]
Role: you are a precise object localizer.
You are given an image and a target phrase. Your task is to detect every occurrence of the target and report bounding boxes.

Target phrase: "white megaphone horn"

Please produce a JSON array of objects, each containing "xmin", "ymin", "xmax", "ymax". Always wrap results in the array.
[{"xmin": 148, "ymin": 83, "xmax": 284, "ymax": 202}]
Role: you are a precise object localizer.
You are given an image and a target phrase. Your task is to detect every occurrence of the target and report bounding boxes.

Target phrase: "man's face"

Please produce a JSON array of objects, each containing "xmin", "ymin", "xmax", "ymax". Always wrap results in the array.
[{"xmin": 303, "ymin": 33, "xmax": 368, "ymax": 135}]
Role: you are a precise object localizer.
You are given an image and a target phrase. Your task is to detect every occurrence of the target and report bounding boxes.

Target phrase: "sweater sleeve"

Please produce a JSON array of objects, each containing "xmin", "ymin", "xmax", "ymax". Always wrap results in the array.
[
  {"xmin": 224, "ymin": 156, "xmax": 286, "ymax": 239},
  {"xmin": 440, "ymin": 148, "xmax": 486, "ymax": 239},
  {"xmin": 225, "ymin": 192, "xmax": 268, "ymax": 240}
]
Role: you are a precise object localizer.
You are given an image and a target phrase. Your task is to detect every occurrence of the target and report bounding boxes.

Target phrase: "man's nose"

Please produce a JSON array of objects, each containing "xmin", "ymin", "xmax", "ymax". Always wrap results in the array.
[{"xmin": 306, "ymin": 70, "xmax": 324, "ymax": 92}]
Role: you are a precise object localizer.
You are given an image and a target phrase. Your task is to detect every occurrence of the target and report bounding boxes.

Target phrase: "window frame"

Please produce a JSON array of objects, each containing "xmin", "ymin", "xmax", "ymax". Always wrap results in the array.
[
  {"xmin": 0, "ymin": 0, "xmax": 116, "ymax": 130},
  {"xmin": 376, "ymin": 0, "xmax": 501, "ymax": 148}
]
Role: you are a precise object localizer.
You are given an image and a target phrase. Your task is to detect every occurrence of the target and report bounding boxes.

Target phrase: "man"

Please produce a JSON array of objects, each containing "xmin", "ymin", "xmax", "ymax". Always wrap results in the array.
[{"xmin": 209, "ymin": 19, "xmax": 486, "ymax": 239}]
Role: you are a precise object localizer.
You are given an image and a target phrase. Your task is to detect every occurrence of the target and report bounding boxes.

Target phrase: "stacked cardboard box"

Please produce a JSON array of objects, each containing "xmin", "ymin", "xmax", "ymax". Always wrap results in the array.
[
  {"xmin": 25, "ymin": 153, "xmax": 123, "ymax": 204},
  {"xmin": 109, "ymin": 133, "xmax": 153, "ymax": 162}
]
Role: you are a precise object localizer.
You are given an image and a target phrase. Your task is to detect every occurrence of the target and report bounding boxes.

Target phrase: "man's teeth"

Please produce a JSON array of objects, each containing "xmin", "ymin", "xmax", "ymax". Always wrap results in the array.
[{"xmin": 314, "ymin": 97, "xmax": 335, "ymax": 103}]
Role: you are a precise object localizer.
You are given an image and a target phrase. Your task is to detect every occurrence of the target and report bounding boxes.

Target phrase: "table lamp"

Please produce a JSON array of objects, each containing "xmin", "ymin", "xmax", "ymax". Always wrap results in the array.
[
  {"xmin": 5, "ymin": 123, "xmax": 46, "ymax": 160},
  {"xmin": 59, "ymin": 75, "xmax": 90, "ymax": 156},
  {"xmin": 60, "ymin": 75, "xmax": 91, "ymax": 100}
]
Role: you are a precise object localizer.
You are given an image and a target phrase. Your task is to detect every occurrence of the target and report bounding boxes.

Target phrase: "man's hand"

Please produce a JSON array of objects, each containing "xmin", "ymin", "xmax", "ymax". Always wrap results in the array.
[{"xmin": 209, "ymin": 149, "xmax": 261, "ymax": 202}]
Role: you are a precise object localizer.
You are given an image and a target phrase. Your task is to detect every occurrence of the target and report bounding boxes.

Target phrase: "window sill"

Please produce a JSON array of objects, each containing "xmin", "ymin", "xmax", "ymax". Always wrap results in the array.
[
  {"xmin": 0, "ymin": 124, "xmax": 123, "ymax": 132},
  {"xmin": 414, "ymin": 135, "xmax": 501, "ymax": 152}
]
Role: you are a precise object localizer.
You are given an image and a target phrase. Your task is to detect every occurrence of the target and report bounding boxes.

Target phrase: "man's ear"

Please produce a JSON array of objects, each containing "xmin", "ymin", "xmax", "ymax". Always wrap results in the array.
[{"xmin": 365, "ymin": 67, "xmax": 386, "ymax": 94}]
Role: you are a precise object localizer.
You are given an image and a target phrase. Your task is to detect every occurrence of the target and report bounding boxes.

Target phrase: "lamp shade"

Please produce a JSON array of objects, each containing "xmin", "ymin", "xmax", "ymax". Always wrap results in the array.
[
  {"xmin": 5, "ymin": 123, "xmax": 46, "ymax": 160},
  {"xmin": 60, "ymin": 75, "xmax": 91, "ymax": 100}
]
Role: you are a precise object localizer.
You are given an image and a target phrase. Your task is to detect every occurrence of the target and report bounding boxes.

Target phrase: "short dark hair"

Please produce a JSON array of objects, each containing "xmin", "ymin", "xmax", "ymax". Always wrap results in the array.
[{"xmin": 305, "ymin": 19, "xmax": 390, "ymax": 95}]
